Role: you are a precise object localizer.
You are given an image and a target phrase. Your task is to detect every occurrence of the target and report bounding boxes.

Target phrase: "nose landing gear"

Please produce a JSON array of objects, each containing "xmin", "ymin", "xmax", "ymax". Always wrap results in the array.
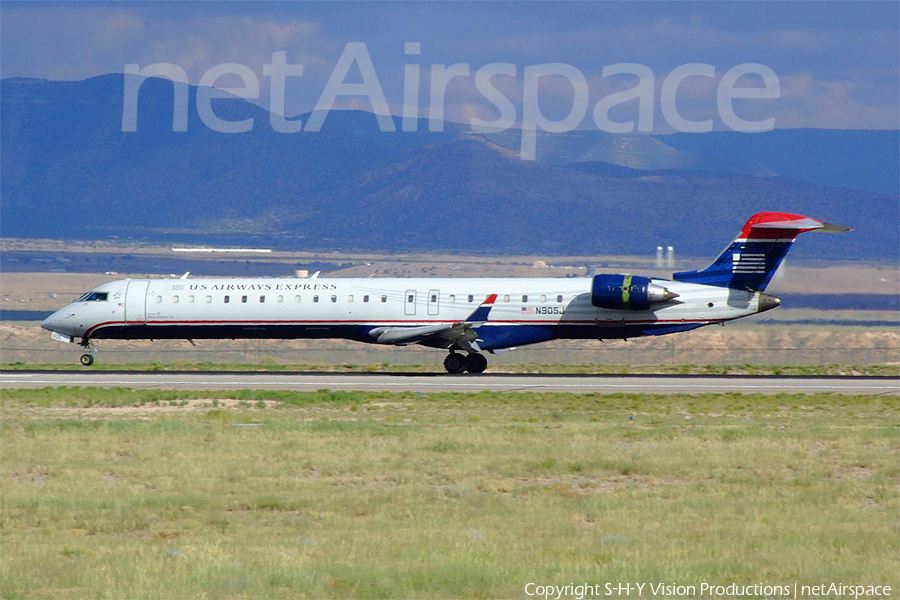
[
  {"xmin": 443, "ymin": 352, "xmax": 488, "ymax": 374},
  {"xmin": 78, "ymin": 338, "xmax": 95, "ymax": 367}
]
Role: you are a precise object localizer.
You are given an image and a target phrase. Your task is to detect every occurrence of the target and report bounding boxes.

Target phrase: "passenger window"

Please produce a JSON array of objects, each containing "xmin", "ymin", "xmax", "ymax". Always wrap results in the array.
[
  {"xmin": 468, "ymin": 295, "xmax": 474, "ymax": 303},
  {"xmin": 294, "ymin": 295, "xmax": 301, "ymax": 303},
  {"xmin": 313, "ymin": 295, "xmax": 319, "ymax": 303},
  {"xmin": 557, "ymin": 295, "xmax": 563, "ymax": 303},
  {"xmin": 348, "ymin": 295, "xmax": 354, "ymax": 303},
  {"xmin": 155, "ymin": 295, "xmax": 162, "ymax": 304},
  {"xmin": 188, "ymin": 295, "xmax": 194, "ymax": 303},
  {"xmin": 205, "ymin": 295, "xmax": 212, "ymax": 303},
  {"xmin": 381, "ymin": 295, "xmax": 387, "ymax": 303},
  {"xmin": 331, "ymin": 295, "xmax": 337, "ymax": 303},
  {"xmin": 503, "ymin": 295, "xmax": 510, "ymax": 303},
  {"xmin": 277, "ymin": 295, "xmax": 284, "ymax": 303},
  {"xmin": 260, "ymin": 295, "xmax": 265, "ymax": 303},
  {"xmin": 522, "ymin": 295, "xmax": 528, "ymax": 303},
  {"xmin": 540, "ymin": 295, "xmax": 546, "ymax": 303},
  {"xmin": 363, "ymin": 295, "xmax": 369, "ymax": 303},
  {"xmin": 448, "ymin": 295, "xmax": 455, "ymax": 303},
  {"xmin": 172, "ymin": 295, "xmax": 179, "ymax": 304},
  {"xmin": 241, "ymin": 295, "xmax": 248, "ymax": 303},
  {"xmin": 224, "ymin": 295, "xmax": 230, "ymax": 303}
]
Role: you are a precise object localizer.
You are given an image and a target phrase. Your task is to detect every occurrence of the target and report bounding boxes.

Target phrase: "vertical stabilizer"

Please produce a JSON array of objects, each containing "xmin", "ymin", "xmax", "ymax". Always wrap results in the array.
[{"xmin": 672, "ymin": 212, "xmax": 849, "ymax": 291}]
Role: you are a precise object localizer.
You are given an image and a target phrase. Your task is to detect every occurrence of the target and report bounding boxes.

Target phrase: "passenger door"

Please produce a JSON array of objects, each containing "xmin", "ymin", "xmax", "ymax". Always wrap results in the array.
[{"xmin": 124, "ymin": 280, "xmax": 149, "ymax": 324}]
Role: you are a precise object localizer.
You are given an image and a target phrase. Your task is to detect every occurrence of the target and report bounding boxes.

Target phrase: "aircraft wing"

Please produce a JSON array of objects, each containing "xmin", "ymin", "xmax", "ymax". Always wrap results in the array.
[
  {"xmin": 369, "ymin": 294, "xmax": 497, "ymax": 351},
  {"xmin": 371, "ymin": 323, "xmax": 455, "ymax": 345}
]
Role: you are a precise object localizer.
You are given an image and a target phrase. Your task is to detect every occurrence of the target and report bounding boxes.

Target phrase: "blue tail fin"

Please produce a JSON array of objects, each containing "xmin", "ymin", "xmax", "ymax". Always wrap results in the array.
[{"xmin": 673, "ymin": 212, "xmax": 849, "ymax": 291}]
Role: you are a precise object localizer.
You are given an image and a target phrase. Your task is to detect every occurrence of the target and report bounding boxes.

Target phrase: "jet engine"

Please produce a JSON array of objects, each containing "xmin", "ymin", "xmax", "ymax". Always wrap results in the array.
[{"xmin": 591, "ymin": 274, "xmax": 679, "ymax": 310}]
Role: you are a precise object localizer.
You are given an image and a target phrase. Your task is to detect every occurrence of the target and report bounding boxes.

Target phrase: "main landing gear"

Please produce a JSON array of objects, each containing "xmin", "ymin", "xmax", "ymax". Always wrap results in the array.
[
  {"xmin": 443, "ymin": 352, "xmax": 487, "ymax": 374},
  {"xmin": 80, "ymin": 354, "xmax": 94, "ymax": 366}
]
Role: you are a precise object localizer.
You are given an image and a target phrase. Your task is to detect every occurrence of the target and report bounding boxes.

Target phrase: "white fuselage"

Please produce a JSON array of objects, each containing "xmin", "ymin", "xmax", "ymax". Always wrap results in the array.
[
  {"xmin": 42, "ymin": 276, "xmax": 771, "ymax": 351},
  {"xmin": 40, "ymin": 210, "xmax": 841, "ymax": 371}
]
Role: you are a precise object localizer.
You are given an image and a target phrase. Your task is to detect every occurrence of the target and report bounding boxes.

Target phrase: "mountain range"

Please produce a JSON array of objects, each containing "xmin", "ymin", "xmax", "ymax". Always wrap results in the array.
[{"xmin": 1, "ymin": 74, "xmax": 897, "ymax": 260}]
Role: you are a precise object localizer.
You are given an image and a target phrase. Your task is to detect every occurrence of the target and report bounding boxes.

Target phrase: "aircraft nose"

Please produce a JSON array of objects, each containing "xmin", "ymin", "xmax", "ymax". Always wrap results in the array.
[
  {"xmin": 40, "ymin": 313, "xmax": 57, "ymax": 332},
  {"xmin": 41, "ymin": 308, "xmax": 75, "ymax": 335}
]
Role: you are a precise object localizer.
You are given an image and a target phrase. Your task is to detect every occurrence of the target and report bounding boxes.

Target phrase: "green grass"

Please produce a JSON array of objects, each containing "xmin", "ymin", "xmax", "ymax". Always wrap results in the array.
[
  {"xmin": 2, "ymin": 361, "xmax": 898, "ymax": 376},
  {"xmin": 2, "ymin": 390, "xmax": 898, "ymax": 599}
]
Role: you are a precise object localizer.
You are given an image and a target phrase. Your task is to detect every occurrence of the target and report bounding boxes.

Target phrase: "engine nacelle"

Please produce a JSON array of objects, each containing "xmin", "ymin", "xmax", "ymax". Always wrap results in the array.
[{"xmin": 591, "ymin": 274, "xmax": 679, "ymax": 310}]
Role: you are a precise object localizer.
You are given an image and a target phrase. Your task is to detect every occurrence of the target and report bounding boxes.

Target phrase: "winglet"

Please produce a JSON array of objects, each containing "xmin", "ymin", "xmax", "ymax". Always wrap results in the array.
[{"xmin": 465, "ymin": 294, "xmax": 497, "ymax": 323}]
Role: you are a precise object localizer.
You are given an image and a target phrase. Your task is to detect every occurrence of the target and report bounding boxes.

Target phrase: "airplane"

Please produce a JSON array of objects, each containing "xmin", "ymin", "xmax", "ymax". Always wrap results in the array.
[{"xmin": 41, "ymin": 212, "xmax": 848, "ymax": 372}]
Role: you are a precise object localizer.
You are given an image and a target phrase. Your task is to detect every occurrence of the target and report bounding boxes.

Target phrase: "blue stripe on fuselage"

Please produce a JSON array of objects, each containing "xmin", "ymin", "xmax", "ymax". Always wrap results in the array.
[{"xmin": 88, "ymin": 320, "xmax": 714, "ymax": 350}]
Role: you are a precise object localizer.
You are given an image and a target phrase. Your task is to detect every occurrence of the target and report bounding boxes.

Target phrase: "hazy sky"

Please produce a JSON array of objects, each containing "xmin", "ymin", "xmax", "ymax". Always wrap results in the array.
[{"xmin": 2, "ymin": 1, "xmax": 898, "ymax": 131}]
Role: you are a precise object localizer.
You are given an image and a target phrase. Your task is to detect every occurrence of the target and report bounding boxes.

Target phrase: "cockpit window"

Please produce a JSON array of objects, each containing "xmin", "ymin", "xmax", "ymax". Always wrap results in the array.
[{"xmin": 77, "ymin": 291, "xmax": 108, "ymax": 302}]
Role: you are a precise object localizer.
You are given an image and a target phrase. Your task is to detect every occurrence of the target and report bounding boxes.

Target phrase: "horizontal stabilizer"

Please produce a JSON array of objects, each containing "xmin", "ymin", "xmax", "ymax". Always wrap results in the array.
[
  {"xmin": 814, "ymin": 221, "xmax": 851, "ymax": 233},
  {"xmin": 751, "ymin": 216, "xmax": 850, "ymax": 233}
]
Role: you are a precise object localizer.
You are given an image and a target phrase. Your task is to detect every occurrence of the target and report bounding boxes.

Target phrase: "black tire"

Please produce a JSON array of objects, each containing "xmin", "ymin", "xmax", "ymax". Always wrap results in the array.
[
  {"xmin": 443, "ymin": 353, "xmax": 467, "ymax": 374},
  {"xmin": 465, "ymin": 353, "xmax": 488, "ymax": 374},
  {"xmin": 80, "ymin": 354, "xmax": 94, "ymax": 366}
]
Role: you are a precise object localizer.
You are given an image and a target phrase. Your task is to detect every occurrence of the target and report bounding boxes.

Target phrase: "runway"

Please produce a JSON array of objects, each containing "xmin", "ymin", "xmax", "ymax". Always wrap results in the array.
[{"xmin": 1, "ymin": 371, "xmax": 897, "ymax": 395}]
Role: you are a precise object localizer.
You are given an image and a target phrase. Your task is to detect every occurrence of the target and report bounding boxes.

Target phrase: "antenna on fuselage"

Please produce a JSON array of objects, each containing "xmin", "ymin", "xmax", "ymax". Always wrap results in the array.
[{"xmin": 180, "ymin": 272, "xmax": 190, "ymax": 279}]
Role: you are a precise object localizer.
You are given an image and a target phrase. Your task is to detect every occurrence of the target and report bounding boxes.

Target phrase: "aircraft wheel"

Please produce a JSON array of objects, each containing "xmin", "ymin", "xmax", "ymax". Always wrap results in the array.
[
  {"xmin": 80, "ymin": 354, "xmax": 94, "ymax": 367},
  {"xmin": 443, "ymin": 353, "xmax": 467, "ymax": 374},
  {"xmin": 465, "ymin": 353, "xmax": 488, "ymax": 374}
]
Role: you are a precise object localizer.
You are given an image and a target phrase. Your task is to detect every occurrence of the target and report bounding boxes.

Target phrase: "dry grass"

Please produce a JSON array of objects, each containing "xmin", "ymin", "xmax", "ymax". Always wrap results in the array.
[
  {"xmin": 2, "ymin": 389, "xmax": 897, "ymax": 599},
  {"xmin": 3, "ymin": 318, "xmax": 899, "ymax": 369}
]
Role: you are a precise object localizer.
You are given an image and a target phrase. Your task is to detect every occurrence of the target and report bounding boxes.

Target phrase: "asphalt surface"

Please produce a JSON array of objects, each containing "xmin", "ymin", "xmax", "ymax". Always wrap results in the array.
[{"xmin": 1, "ymin": 371, "xmax": 897, "ymax": 395}]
